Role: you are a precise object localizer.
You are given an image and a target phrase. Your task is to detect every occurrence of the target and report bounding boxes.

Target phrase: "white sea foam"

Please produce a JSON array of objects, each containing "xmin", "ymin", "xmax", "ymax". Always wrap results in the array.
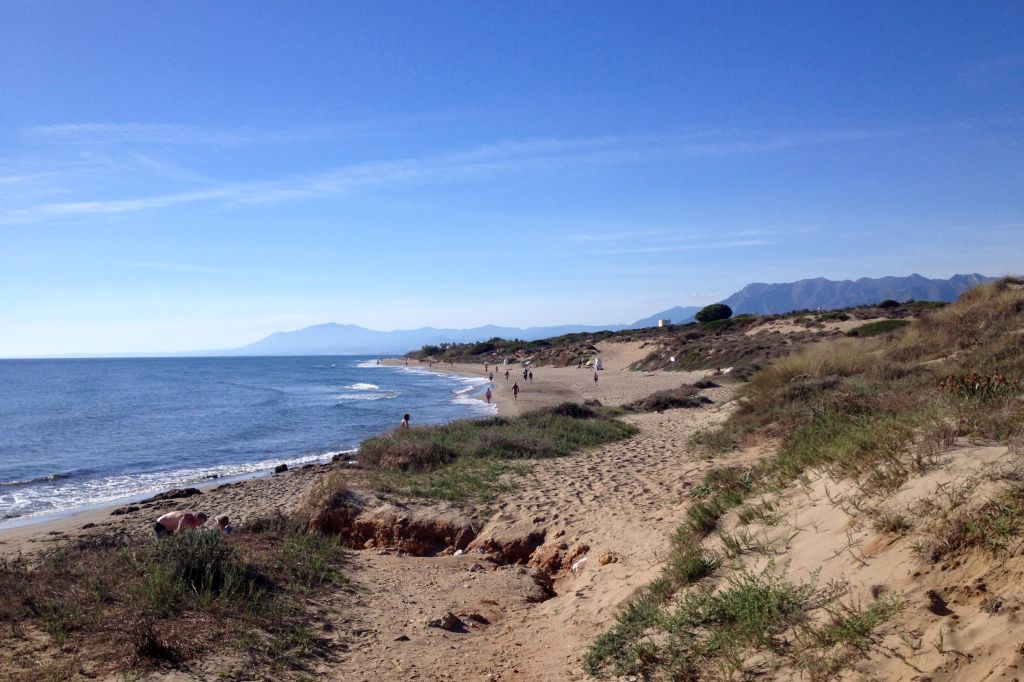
[
  {"xmin": 0, "ymin": 448, "xmax": 358, "ymax": 527},
  {"xmin": 333, "ymin": 390, "xmax": 397, "ymax": 402},
  {"xmin": 344, "ymin": 383, "xmax": 379, "ymax": 390}
]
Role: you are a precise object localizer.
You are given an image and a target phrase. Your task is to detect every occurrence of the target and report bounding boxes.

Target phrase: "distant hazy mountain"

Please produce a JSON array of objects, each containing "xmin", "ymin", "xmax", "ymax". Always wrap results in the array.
[
  {"xmin": 228, "ymin": 322, "xmax": 629, "ymax": 356},
  {"xmin": 631, "ymin": 306, "xmax": 703, "ymax": 328},
  {"xmin": 720, "ymin": 273, "xmax": 996, "ymax": 315},
  {"xmin": 208, "ymin": 273, "xmax": 995, "ymax": 357}
]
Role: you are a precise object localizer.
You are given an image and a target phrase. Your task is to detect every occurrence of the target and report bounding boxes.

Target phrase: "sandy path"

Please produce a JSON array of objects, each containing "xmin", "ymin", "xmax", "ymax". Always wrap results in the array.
[{"xmin": 316, "ymin": 375, "xmax": 738, "ymax": 680}]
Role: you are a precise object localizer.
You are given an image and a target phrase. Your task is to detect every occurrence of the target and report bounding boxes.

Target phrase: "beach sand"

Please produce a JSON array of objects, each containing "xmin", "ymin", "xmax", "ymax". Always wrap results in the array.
[
  {"xmin": 2, "ymin": 340, "xmax": 740, "ymax": 681},
  {"xmin": 1, "ymin": 341, "xmax": 716, "ymax": 556}
]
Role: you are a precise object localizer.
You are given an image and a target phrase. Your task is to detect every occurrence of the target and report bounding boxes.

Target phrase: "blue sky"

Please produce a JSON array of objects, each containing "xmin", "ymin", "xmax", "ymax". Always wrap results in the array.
[{"xmin": 1, "ymin": 2, "xmax": 1022, "ymax": 356}]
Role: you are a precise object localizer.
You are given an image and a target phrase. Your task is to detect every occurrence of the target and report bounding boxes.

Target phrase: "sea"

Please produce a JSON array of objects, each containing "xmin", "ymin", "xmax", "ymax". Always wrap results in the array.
[{"xmin": 0, "ymin": 356, "xmax": 495, "ymax": 528}]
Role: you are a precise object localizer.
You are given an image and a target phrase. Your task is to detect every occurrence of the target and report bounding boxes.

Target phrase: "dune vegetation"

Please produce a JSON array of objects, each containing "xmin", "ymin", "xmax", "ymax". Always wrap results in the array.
[
  {"xmin": 0, "ymin": 517, "xmax": 348, "ymax": 680},
  {"xmin": 586, "ymin": 277, "xmax": 1024, "ymax": 679},
  {"xmin": 354, "ymin": 402, "xmax": 637, "ymax": 501}
]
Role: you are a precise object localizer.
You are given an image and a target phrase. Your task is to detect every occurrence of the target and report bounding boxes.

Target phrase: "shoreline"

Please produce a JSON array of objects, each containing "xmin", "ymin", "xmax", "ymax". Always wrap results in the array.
[
  {"xmin": 0, "ymin": 361, "xmax": 492, "ymax": 546},
  {"xmin": 0, "ymin": 345, "xmax": 710, "ymax": 556}
]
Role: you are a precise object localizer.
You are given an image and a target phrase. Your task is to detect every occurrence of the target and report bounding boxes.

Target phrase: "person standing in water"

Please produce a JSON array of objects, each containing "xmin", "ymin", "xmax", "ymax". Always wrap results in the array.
[
  {"xmin": 485, "ymin": 387, "xmax": 492, "ymax": 404},
  {"xmin": 512, "ymin": 382, "xmax": 520, "ymax": 399}
]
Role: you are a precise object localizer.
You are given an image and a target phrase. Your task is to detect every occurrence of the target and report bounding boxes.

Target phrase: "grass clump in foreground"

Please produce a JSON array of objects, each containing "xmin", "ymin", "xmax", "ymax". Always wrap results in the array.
[
  {"xmin": 358, "ymin": 402, "xmax": 637, "ymax": 501},
  {"xmin": 587, "ymin": 278, "xmax": 1024, "ymax": 679},
  {"xmin": 0, "ymin": 517, "xmax": 347, "ymax": 680},
  {"xmin": 586, "ymin": 564, "xmax": 903, "ymax": 680}
]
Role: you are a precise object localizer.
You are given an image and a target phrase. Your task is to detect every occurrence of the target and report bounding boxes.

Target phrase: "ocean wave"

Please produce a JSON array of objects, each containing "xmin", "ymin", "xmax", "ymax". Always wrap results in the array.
[
  {"xmin": 451, "ymin": 393, "xmax": 499, "ymax": 414},
  {"xmin": 0, "ymin": 448, "xmax": 357, "ymax": 526},
  {"xmin": 333, "ymin": 391, "xmax": 397, "ymax": 402},
  {"xmin": 344, "ymin": 383, "xmax": 379, "ymax": 390},
  {"xmin": 0, "ymin": 472, "xmax": 74, "ymax": 488}
]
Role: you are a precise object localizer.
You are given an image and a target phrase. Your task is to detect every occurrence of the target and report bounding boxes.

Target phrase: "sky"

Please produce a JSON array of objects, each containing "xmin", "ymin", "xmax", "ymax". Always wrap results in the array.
[{"xmin": 1, "ymin": 1, "xmax": 1023, "ymax": 357}]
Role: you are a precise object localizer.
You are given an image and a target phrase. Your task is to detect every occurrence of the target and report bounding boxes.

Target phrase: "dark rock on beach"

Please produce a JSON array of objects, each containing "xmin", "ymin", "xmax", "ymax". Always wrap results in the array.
[
  {"xmin": 274, "ymin": 463, "xmax": 288, "ymax": 474},
  {"xmin": 110, "ymin": 505, "xmax": 140, "ymax": 516},
  {"xmin": 139, "ymin": 488, "xmax": 202, "ymax": 503}
]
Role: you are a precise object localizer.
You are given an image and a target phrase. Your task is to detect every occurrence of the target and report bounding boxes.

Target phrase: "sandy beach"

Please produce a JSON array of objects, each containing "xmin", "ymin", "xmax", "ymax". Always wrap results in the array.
[
  {"xmin": 2, "ymin": 340, "xmax": 739, "ymax": 681},
  {"xmin": 0, "ymin": 341, "xmax": 717, "ymax": 557}
]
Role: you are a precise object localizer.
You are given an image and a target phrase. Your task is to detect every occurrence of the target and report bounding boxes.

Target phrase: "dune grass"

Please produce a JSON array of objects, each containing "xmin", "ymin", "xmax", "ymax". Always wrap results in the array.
[
  {"xmin": 0, "ymin": 518, "xmax": 348, "ymax": 680},
  {"xmin": 845, "ymin": 318, "xmax": 911, "ymax": 337},
  {"xmin": 586, "ymin": 278, "xmax": 1024, "ymax": 679},
  {"xmin": 355, "ymin": 403, "xmax": 637, "ymax": 501}
]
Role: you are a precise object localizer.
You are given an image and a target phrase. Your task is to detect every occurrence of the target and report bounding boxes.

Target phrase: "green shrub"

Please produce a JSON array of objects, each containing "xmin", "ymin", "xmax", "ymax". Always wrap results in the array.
[
  {"xmin": 695, "ymin": 303, "xmax": 733, "ymax": 323},
  {"xmin": 627, "ymin": 385, "xmax": 711, "ymax": 412},
  {"xmin": 357, "ymin": 405, "xmax": 635, "ymax": 472}
]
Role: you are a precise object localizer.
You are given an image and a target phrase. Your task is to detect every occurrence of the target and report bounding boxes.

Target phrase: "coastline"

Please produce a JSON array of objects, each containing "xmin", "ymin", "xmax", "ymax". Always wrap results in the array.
[
  {"xmin": 0, "ymin": 344, "xmax": 709, "ymax": 557},
  {"xmin": 0, "ymin": 339, "xmax": 739, "ymax": 680},
  {"xmin": 0, "ymin": 361, "xmax": 492, "ymax": 552}
]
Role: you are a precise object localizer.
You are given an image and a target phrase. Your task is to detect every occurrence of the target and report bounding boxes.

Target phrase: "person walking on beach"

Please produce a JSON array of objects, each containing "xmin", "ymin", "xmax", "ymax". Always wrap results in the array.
[
  {"xmin": 485, "ymin": 387, "xmax": 492, "ymax": 404},
  {"xmin": 154, "ymin": 510, "xmax": 208, "ymax": 537},
  {"xmin": 528, "ymin": 370, "xmax": 533, "ymax": 383},
  {"xmin": 512, "ymin": 382, "xmax": 520, "ymax": 400},
  {"xmin": 399, "ymin": 413, "xmax": 411, "ymax": 430},
  {"xmin": 489, "ymin": 373, "xmax": 494, "ymax": 382},
  {"xmin": 593, "ymin": 371, "xmax": 599, "ymax": 385},
  {"xmin": 505, "ymin": 370, "xmax": 510, "ymax": 381}
]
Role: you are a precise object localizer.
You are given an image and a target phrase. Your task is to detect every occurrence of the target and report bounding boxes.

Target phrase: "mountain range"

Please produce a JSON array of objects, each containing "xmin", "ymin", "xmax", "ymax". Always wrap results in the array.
[{"xmin": 218, "ymin": 273, "xmax": 997, "ymax": 356}]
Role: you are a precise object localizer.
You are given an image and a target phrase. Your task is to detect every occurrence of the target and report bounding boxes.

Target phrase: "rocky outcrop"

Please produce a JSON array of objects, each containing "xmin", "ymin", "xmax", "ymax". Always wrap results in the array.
[
  {"xmin": 307, "ymin": 491, "xmax": 478, "ymax": 556},
  {"xmin": 139, "ymin": 488, "xmax": 201, "ymax": 503},
  {"xmin": 466, "ymin": 520, "xmax": 546, "ymax": 565},
  {"xmin": 528, "ymin": 541, "xmax": 589, "ymax": 574}
]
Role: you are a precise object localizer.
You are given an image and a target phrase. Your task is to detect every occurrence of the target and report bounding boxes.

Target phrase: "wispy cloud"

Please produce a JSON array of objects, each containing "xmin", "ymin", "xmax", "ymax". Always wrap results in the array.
[
  {"xmin": 121, "ymin": 260, "xmax": 240, "ymax": 274},
  {"xmin": 25, "ymin": 122, "xmax": 384, "ymax": 146},
  {"xmin": 960, "ymin": 54, "xmax": 1024, "ymax": 86},
  {"xmin": 567, "ymin": 229, "xmax": 773, "ymax": 254},
  {"xmin": 0, "ymin": 126, "xmax": 924, "ymax": 225},
  {"xmin": 589, "ymin": 238, "xmax": 772, "ymax": 255}
]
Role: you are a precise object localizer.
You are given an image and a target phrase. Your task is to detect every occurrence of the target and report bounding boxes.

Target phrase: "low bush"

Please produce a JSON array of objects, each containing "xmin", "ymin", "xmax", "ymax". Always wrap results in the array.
[
  {"xmin": 353, "ymin": 403, "xmax": 637, "ymax": 501},
  {"xmin": 358, "ymin": 404, "xmax": 635, "ymax": 472},
  {"xmin": 627, "ymin": 385, "xmax": 711, "ymax": 412},
  {"xmin": 845, "ymin": 319, "xmax": 911, "ymax": 337},
  {"xmin": 0, "ymin": 520, "xmax": 347, "ymax": 678}
]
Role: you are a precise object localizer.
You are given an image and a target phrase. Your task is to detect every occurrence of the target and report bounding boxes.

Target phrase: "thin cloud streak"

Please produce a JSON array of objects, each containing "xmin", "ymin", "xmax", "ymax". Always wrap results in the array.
[
  {"xmin": 25, "ymin": 121, "xmax": 406, "ymax": 146},
  {"xmin": 1, "ymin": 126, "xmax": 925, "ymax": 225},
  {"xmin": 589, "ymin": 239, "xmax": 773, "ymax": 255},
  {"xmin": 122, "ymin": 261, "xmax": 240, "ymax": 274}
]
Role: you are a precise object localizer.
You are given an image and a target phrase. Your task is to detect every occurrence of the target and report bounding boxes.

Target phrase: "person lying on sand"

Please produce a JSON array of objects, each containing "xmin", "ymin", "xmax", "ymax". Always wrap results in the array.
[{"xmin": 154, "ymin": 510, "xmax": 208, "ymax": 537}]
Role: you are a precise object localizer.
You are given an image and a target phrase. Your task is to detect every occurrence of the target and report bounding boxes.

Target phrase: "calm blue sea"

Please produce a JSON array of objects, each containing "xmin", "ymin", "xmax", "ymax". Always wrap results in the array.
[{"xmin": 0, "ymin": 356, "xmax": 494, "ymax": 526}]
